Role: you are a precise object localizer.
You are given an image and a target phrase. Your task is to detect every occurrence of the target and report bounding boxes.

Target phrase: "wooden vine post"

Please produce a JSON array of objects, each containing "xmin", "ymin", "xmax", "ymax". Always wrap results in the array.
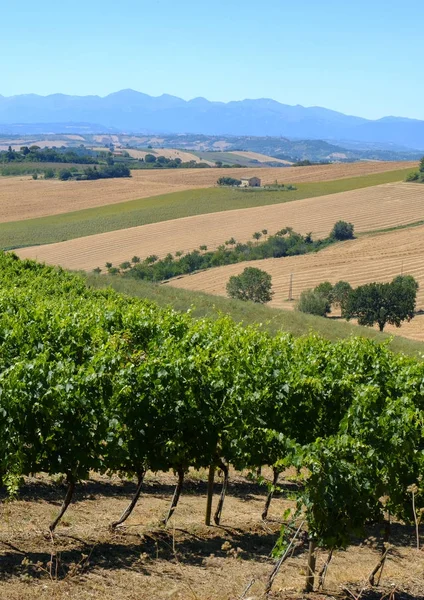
[
  {"xmin": 205, "ymin": 463, "xmax": 216, "ymax": 525},
  {"xmin": 305, "ymin": 540, "xmax": 317, "ymax": 592}
]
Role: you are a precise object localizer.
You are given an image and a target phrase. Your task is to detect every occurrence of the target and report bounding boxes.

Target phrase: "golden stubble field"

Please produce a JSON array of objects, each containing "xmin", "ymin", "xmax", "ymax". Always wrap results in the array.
[
  {"xmin": 0, "ymin": 161, "xmax": 416, "ymax": 223},
  {"xmin": 16, "ymin": 182, "xmax": 424, "ymax": 273},
  {"xmin": 227, "ymin": 150, "xmax": 293, "ymax": 164},
  {"xmin": 167, "ymin": 224, "xmax": 424, "ymax": 341},
  {"xmin": 1, "ymin": 471, "xmax": 423, "ymax": 600},
  {"xmin": 126, "ymin": 148, "xmax": 215, "ymax": 164}
]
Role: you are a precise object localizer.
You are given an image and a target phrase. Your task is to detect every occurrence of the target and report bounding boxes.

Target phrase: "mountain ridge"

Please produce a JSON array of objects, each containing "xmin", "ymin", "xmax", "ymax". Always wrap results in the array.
[{"xmin": 0, "ymin": 89, "xmax": 423, "ymax": 149}]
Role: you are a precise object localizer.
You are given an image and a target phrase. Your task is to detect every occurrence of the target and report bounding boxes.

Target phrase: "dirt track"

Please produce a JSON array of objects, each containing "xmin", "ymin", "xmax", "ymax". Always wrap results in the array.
[{"xmin": 0, "ymin": 161, "xmax": 416, "ymax": 223}]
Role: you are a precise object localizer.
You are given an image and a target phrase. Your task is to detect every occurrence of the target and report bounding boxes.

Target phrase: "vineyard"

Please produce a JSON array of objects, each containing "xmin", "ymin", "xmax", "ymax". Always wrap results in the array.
[{"xmin": 1, "ymin": 251, "xmax": 423, "ymax": 597}]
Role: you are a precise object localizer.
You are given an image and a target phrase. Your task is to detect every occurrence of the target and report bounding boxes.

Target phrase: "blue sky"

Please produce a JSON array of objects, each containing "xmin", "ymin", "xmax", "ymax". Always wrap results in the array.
[{"xmin": 1, "ymin": 0, "xmax": 423, "ymax": 119}]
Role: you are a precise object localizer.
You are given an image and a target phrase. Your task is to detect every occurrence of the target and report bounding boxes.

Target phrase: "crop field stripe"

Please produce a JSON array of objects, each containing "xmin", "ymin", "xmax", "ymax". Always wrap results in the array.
[
  {"xmin": 0, "ymin": 162, "xmax": 415, "ymax": 224},
  {"xmin": 15, "ymin": 182, "xmax": 424, "ymax": 272},
  {"xmin": 0, "ymin": 167, "xmax": 414, "ymax": 249},
  {"xmin": 166, "ymin": 224, "xmax": 424, "ymax": 341}
]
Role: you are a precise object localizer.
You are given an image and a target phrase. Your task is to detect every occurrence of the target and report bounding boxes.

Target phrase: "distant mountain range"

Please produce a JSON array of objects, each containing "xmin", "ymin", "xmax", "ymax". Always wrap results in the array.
[{"xmin": 0, "ymin": 90, "xmax": 423, "ymax": 150}]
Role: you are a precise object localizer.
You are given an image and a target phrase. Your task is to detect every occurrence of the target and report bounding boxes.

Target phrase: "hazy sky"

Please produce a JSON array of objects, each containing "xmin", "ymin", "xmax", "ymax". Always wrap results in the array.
[{"xmin": 2, "ymin": 0, "xmax": 423, "ymax": 119}]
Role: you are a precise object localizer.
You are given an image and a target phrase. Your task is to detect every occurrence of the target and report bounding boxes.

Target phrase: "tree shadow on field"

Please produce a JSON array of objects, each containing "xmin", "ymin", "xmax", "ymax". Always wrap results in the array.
[
  {"xmin": 0, "ymin": 527, "xmax": 279, "ymax": 582},
  {"xmin": 0, "ymin": 475, "xmax": 299, "ymax": 506}
]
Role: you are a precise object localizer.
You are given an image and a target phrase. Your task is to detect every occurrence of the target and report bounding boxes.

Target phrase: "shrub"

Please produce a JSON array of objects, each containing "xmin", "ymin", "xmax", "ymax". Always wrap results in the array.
[
  {"xmin": 330, "ymin": 220, "xmax": 354, "ymax": 241},
  {"xmin": 59, "ymin": 169, "xmax": 72, "ymax": 181},
  {"xmin": 226, "ymin": 267, "xmax": 273, "ymax": 303},
  {"xmin": 32, "ymin": 172, "xmax": 38, "ymax": 180},
  {"xmin": 297, "ymin": 289, "xmax": 331, "ymax": 317},
  {"xmin": 217, "ymin": 177, "xmax": 242, "ymax": 186},
  {"xmin": 44, "ymin": 168, "xmax": 55, "ymax": 179}
]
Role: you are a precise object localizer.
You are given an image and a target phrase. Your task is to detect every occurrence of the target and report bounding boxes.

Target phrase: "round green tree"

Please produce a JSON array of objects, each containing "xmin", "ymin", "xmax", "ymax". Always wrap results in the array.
[{"xmin": 226, "ymin": 267, "xmax": 273, "ymax": 303}]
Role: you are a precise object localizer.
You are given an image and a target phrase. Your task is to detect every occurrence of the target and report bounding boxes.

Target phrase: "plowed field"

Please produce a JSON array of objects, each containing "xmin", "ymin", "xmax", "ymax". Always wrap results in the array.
[
  {"xmin": 167, "ymin": 224, "xmax": 424, "ymax": 340},
  {"xmin": 0, "ymin": 161, "xmax": 416, "ymax": 223},
  {"xmin": 16, "ymin": 182, "xmax": 424, "ymax": 272}
]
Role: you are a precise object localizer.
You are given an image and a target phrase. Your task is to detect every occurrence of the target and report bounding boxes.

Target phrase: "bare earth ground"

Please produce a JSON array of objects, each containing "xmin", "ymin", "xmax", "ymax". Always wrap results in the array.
[
  {"xmin": 166, "ymin": 224, "xmax": 424, "ymax": 341},
  {"xmin": 16, "ymin": 182, "xmax": 424, "ymax": 274},
  {"xmin": 0, "ymin": 161, "xmax": 416, "ymax": 223},
  {"xmin": 1, "ymin": 472, "xmax": 423, "ymax": 600}
]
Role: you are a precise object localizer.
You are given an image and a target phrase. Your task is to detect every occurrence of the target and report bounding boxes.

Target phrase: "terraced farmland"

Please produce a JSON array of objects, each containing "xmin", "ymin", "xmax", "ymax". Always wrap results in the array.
[
  {"xmin": 15, "ymin": 182, "xmax": 424, "ymax": 271},
  {"xmin": 0, "ymin": 161, "xmax": 416, "ymax": 223}
]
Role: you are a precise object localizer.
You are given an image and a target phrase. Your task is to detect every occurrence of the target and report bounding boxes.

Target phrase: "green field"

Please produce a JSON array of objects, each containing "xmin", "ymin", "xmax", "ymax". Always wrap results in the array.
[
  {"xmin": 85, "ymin": 273, "xmax": 424, "ymax": 358},
  {"xmin": 0, "ymin": 168, "xmax": 412, "ymax": 250}
]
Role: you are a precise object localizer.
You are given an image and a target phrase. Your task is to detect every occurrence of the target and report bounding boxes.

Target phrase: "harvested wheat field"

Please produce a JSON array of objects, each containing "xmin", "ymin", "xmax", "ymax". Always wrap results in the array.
[
  {"xmin": 1, "ymin": 471, "xmax": 423, "ymax": 600},
  {"xmin": 0, "ymin": 139, "xmax": 74, "ymax": 151},
  {"xmin": 0, "ymin": 161, "xmax": 416, "ymax": 223},
  {"xmin": 167, "ymin": 224, "xmax": 424, "ymax": 341},
  {"xmin": 16, "ymin": 182, "xmax": 424, "ymax": 272},
  {"xmin": 228, "ymin": 150, "xmax": 293, "ymax": 164},
  {"xmin": 126, "ymin": 148, "xmax": 214, "ymax": 164}
]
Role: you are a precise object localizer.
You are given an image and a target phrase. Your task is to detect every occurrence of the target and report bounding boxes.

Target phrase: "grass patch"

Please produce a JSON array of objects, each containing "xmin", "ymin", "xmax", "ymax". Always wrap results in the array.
[
  {"xmin": 84, "ymin": 273, "xmax": 424, "ymax": 358},
  {"xmin": 359, "ymin": 219, "xmax": 424, "ymax": 236},
  {"xmin": 0, "ymin": 168, "xmax": 412, "ymax": 250}
]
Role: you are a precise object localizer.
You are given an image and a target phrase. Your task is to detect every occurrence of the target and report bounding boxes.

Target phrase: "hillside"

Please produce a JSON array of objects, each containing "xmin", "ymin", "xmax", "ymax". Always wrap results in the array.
[
  {"xmin": 167, "ymin": 224, "xmax": 424, "ymax": 341},
  {"xmin": 0, "ymin": 162, "xmax": 414, "ymax": 225},
  {"xmin": 15, "ymin": 181, "xmax": 424, "ymax": 271},
  {"xmin": 1, "ymin": 90, "xmax": 424, "ymax": 149}
]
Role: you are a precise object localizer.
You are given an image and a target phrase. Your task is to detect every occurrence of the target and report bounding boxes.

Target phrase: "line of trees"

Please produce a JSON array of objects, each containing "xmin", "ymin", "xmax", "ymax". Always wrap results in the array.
[
  {"xmin": 99, "ymin": 222, "xmax": 354, "ymax": 282},
  {"xmin": 297, "ymin": 275, "xmax": 419, "ymax": 331},
  {"xmin": 59, "ymin": 164, "xmax": 131, "ymax": 181},
  {"xmin": 141, "ymin": 154, "xmax": 211, "ymax": 169},
  {"xmin": 0, "ymin": 145, "xmax": 99, "ymax": 164},
  {"xmin": 1, "ymin": 252, "xmax": 423, "ymax": 592}
]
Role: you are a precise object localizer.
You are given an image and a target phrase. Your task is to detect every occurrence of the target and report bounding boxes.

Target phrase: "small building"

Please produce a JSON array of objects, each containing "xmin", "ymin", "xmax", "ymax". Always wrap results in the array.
[{"xmin": 240, "ymin": 176, "xmax": 261, "ymax": 188}]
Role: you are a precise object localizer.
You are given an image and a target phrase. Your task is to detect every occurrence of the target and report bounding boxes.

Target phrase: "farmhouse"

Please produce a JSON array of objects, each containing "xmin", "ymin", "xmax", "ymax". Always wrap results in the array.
[{"xmin": 240, "ymin": 176, "xmax": 261, "ymax": 188}]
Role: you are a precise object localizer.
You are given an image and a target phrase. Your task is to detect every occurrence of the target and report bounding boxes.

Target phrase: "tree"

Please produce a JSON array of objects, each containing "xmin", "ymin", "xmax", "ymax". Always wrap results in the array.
[
  {"xmin": 226, "ymin": 267, "xmax": 273, "ymax": 303},
  {"xmin": 59, "ymin": 169, "xmax": 72, "ymax": 181},
  {"xmin": 144, "ymin": 153, "xmax": 156, "ymax": 163},
  {"xmin": 330, "ymin": 221, "xmax": 354, "ymax": 241},
  {"xmin": 345, "ymin": 276, "xmax": 418, "ymax": 331},
  {"xmin": 252, "ymin": 232, "xmax": 262, "ymax": 242},
  {"xmin": 419, "ymin": 156, "xmax": 424, "ymax": 172},
  {"xmin": 331, "ymin": 280, "xmax": 352, "ymax": 314},
  {"xmin": 297, "ymin": 289, "xmax": 331, "ymax": 317},
  {"xmin": 314, "ymin": 281, "xmax": 333, "ymax": 303},
  {"xmin": 44, "ymin": 168, "xmax": 55, "ymax": 179}
]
